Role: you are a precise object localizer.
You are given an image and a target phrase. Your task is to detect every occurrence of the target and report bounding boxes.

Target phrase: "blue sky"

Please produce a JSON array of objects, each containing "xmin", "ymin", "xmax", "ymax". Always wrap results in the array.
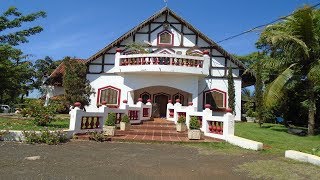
[
  {"xmin": 1, "ymin": 0, "xmax": 318, "ymax": 97},
  {"xmin": 2, "ymin": 0, "xmax": 318, "ymax": 60}
]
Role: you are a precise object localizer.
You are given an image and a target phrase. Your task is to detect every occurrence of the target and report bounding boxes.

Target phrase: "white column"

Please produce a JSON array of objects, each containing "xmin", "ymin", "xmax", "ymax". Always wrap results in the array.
[
  {"xmin": 69, "ymin": 102, "xmax": 84, "ymax": 134},
  {"xmin": 202, "ymin": 105, "xmax": 212, "ymax": 133},
  {"xmin": 224, "ymin": 108, "xmax": 235, "ymax": 139}
]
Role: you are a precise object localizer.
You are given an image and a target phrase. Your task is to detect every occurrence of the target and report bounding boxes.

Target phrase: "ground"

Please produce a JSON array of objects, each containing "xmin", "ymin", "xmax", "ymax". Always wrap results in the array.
[{"xmin": 1, "ymin": 141, "xmax": 320, "ymax": 180}]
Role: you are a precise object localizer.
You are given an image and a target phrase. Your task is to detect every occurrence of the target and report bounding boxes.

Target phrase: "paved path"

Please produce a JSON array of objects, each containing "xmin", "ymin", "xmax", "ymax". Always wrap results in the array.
[{"xmin": 0, "ymin": 141, "xmax": 254, "ymax": 180}]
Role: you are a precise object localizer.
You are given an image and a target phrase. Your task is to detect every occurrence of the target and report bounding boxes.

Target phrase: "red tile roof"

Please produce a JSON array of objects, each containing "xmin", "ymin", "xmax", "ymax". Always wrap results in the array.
[
  {"xmin": 48, "ymin": 59, "xmax": 86, "ymax": 85},
  {"xmin": 49, "ymin": 59, "xmax": 86, "ymax": 79}
]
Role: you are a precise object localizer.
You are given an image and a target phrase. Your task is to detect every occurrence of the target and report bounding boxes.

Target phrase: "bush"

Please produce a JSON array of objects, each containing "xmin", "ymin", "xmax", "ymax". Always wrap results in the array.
[
  {"xmin": 121, "ymin": 114, "xmax": 130, "ymax": 123},
  {"xmin": 189, "ymin": 116, "xmax": 200, "ymax": 130},
  {"xmin": 105, "ymin": 113, "xmax": 116, "ymax": 126},
  {"xmin": 23, "ymin": 129, "xmax": 68, "ymax": 145},
  {"xmin": 177, "ymin": 116, "xmax": 186, "ymax": 124},
  {"xmin": 87, "ymin": 131, "xmax": 106, "ymax": 142},
  {"xmin": 20, "ymin": 99, "xmax": 58, "ymax": 126}
]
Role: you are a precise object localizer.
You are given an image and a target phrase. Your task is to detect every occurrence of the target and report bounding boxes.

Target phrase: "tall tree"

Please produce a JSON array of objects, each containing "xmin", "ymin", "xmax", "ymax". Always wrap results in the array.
[
  {"xmin": 227, "ymin": 66, "xmax": 235, "ymax": 114},
  {"xmin": 33, "ymin": 56, "xmax": 62, "ymax": 94},
  {"xmin": 257, "ymin": 6, "xmax": 320, "ymax": 135},
  {"xmin": 0, "ymin": 6, "xmax": 46, "ymax": 46},
  {"xmin": 0, "ymin": 7, "xmax": 46, "ymax": 103},
  {"xmin": 63, "ymin": 57, "xmax": 93, "ymax": 107}
]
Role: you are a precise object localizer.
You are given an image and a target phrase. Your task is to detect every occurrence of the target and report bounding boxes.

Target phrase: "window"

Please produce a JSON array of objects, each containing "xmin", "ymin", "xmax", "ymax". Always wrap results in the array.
[
  {"xmin": 140, "ymin": 92, "xmax": 151, "ymax": 104},
  {"xmin": 173, "ymin": 93, "xmax": 184, "ymax": 105},
  {"xmin": 157, "ymin": 30, "xmax": 173, "ymax": 45},
  {"xmin": 204, "ymin": 89, "xmax": 226, "ymax": 109},
  {"xmin": 97, "ymin": 86, "xmax": 121, "ymax": 107}
]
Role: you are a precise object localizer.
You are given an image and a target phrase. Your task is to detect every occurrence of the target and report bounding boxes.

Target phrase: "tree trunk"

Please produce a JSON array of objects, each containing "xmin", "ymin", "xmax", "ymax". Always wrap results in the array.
[{"xmin": 308, "ymin": 91, "xmax": 316, "ymax": 135}]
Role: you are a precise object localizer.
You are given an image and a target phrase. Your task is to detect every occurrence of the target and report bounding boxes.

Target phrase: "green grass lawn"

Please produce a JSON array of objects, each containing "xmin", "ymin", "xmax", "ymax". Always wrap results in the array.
[
  {"xmin": 235, "ymin": 122, "xmax": 320, "ymax": 155},
  {"xmin": 0, "ymin": 115, "xmax": 69, "ymax": 131}
]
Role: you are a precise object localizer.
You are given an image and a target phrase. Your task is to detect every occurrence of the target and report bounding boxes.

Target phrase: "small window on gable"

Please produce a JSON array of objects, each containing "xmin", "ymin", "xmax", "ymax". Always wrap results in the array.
[
  {"xmin": 98, "ymin": 86, "xmax": 121, "ymax": 107},
  {"xmin": 157, "ymin": 30, "xmax": 173, "ymax": 45},
  {"xmin": 204, "ymin": 89, "xmax": 226, "ymax": 109}
]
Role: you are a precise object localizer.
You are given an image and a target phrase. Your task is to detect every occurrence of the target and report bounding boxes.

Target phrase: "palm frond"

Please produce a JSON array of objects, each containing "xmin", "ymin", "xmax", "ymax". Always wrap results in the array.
[
  {"xmin": 308, "ymin": 59, "xmax": 320, "ymax": 86},
  {"xmin": 264, "ymin": 64, "xmax": 296, "ymax": 108}
]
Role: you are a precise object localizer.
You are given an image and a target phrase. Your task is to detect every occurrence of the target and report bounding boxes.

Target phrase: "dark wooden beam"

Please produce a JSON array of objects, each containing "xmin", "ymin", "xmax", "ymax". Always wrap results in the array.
[
  {"xmin": 209, "ymin": 48, "xmax": 213, "ymax": 76},
  {"xmin": 133, "ymin": 34, "xmax": 136, "ymax": 42},
  {"xmin": 224, "ymin": 58, "xmax": 227, "ymax": 76},
  {"xmin": 184, "ymin": 33, "xmax": 196, "ymax": 35},
  {"xmin": 150, "ymin": 24, "xmax": 162, "ymax": 33},
  {"xmin": 135, "ymin": 32, "xmax": 149, "ymax": 34},
  {"xmin": 151, "ymin": 22, "xmax": 181, "ymax": 24},
  {"xmin": 180, "ymin": 25, "xmax": 184, "ymax": 46},
  {"xmin": 101, "ymin": 54, "xmax": 105, "ymax": 73},
  {"xmin": 195, "ymin": 35, "xmax": 198, "ymax": 46},
  {"xmin": 148, "ymin": 23, "xmax": 151, "ymax": 42}
]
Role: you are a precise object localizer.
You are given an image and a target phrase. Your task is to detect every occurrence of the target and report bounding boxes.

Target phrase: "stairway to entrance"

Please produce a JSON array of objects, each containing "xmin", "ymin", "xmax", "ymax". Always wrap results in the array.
[{"xmin": 112, "ymin": 118, "xmax": 219, "ymax": 142}]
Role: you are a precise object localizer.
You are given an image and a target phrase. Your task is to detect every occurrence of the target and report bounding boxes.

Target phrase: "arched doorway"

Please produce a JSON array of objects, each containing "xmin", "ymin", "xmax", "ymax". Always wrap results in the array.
[{"xmin": 154, "ymin": 93, "xmax": 170, "ymax": 117}]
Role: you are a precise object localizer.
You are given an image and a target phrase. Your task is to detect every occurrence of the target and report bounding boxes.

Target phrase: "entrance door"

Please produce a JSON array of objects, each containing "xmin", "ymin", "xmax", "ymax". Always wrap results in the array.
[{"xmin": 154, "ymin": 94, "xmax": 169, "ymax": 118}]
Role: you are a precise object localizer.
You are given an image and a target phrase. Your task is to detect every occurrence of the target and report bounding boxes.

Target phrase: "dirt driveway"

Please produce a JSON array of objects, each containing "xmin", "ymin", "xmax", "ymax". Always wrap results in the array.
[{"xmin": 0, "ymin": 141, "xmax": 259, "ymax": 180}]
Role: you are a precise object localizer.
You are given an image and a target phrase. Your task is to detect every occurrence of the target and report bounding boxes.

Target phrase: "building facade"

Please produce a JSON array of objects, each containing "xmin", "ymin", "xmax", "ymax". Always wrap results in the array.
[{"xmin": 48, "ymin": 8, "xmax": 251, "ymax": 121}]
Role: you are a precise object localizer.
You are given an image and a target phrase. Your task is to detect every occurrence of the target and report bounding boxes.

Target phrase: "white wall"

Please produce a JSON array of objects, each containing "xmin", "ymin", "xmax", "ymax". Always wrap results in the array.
[
  {"xmin": 87, "ymin": 73, "xmax": 199, "ymax": 110},
  {"xmin": 198, "ymin": 78, "xmax": 242, "ymax": 121}
]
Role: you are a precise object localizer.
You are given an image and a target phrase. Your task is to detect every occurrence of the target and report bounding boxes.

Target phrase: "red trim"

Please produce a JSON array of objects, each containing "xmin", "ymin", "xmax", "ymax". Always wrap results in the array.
[
  {"xmin": 157, "ymin": 30, "xmax": 174, "ymax": 46},
  {"xmin": 97, "ymin": 85, "xmax": 121, "ymax": 108},
  {"xmin": 203, "ymin": 88, "xmax": 227, "ymax": 109}
]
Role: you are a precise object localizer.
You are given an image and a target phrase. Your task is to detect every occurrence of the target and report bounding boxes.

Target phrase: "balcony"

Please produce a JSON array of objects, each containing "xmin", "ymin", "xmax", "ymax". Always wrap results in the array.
[{"xmin": 113, "ymin": 52, "xmax": 210, "ymax": 76}]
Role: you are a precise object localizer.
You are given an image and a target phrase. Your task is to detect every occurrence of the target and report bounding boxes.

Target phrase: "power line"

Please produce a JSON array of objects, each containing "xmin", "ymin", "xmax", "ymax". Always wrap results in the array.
[{"xmin": 217, "ymin": 2, "xmax": 320, "ymax": 44}]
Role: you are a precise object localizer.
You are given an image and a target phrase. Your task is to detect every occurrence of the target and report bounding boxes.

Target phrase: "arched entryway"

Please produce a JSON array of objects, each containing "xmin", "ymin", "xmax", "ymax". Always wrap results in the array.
[
  {"xmin": 154, "ymin": 93, "xmax": 170, "ymax": 117},
  {"xmin": 131, "ymin": 86, "xmax": 192, "ymax": 118}
]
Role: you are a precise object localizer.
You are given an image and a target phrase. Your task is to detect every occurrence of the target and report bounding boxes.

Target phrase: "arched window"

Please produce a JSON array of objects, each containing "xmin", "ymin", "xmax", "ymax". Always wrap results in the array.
[
  {"xmin": 204, "ymin": 89, "xmax": 226, "ymax": 109},
  {"xmin": 140, "ymin": 92, "xmax": 151, "ymax": 104},
  {"xmin": 173, "ymin": 93, "xmax": 184, "ymax": 105},
  {"xmin": 97, "ymin": 86, "xmax": 121, "ymax": 107},
  {"xmin": 157, "ymin": 30, "xmax": 173, "ymax": 45}
]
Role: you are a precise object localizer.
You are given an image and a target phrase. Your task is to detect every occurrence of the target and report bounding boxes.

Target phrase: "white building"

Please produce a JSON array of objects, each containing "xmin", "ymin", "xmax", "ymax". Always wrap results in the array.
[{"xmin": 47, "ymin": 7, "xmax": 253, "ymax": 121}]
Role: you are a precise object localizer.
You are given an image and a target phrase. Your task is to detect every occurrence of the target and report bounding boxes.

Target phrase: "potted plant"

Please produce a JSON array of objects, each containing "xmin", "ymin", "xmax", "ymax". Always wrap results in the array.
[
  {"xmin": 104, "ymin": 112, "xmax": 116, "ymax": 136},
  {"xmin": 120, "ymin": 114, "xmax": 130, "ymax": 131},
  {"xmin": 188, "ymin": 116, "xmax": 201, "ymax": 140},
  {"xmin": 176, "ymin": 116, "xmax": 187, "ymax": 132}
]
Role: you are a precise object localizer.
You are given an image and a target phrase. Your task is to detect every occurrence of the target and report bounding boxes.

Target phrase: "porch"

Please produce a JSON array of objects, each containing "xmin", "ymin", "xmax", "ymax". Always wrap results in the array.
[{"xmin": 112, "ymin": 118, "xmax": 219, "ymax": 142}]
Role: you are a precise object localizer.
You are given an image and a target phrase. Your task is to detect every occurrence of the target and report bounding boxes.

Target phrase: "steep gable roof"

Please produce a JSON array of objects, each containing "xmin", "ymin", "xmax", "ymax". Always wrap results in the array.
[{"xmin": 86, "ymin": 7, "xmax": 246, "ymax": 70}]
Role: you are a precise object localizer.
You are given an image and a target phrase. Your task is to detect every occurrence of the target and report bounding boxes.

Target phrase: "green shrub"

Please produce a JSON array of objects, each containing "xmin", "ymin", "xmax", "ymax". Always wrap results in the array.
[
  {"xmin": 87, "ymin": 131, "xmax": 106, "ymax": 142},
  {"xmin": 189, "ymin": 116, "xmax": 200, "ymax": 130},
  {"xmin": 177, "ymin": 116, "xmax": 186, "ymax": 124},
  {"xmin": 121, "ymin": 114, "xmax": 130, "ymax": 123},
  {"xmin": 23, "ymin": 129, "xmax": 68, "ymax": 145},
  {"xmin": 20, "ymin": 99, "xmax": 58, "ymax": 126},
  {"xmin": 105, "ymin": 113, "xmax": 116, "ymax": 126}
]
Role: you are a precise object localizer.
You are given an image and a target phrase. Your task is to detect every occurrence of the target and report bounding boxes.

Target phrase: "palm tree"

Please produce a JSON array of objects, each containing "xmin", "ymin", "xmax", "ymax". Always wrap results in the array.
[{"xmin": 257, "ymin": 6, "xmax": 320, "ymax": 135}]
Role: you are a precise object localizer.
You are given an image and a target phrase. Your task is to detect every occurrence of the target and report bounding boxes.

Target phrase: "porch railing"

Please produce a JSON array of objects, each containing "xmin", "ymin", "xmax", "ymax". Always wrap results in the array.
[
  {"xmin": 166, "ymin": 100, "xmax": 234, "ymax": 140},
  {"xmin": 118, "ymin": 54, "xmax": 204, "ymax": 68},
  {"xmin": 68, "ymin": 99, "xmax": 152, "ymax": 135}
]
